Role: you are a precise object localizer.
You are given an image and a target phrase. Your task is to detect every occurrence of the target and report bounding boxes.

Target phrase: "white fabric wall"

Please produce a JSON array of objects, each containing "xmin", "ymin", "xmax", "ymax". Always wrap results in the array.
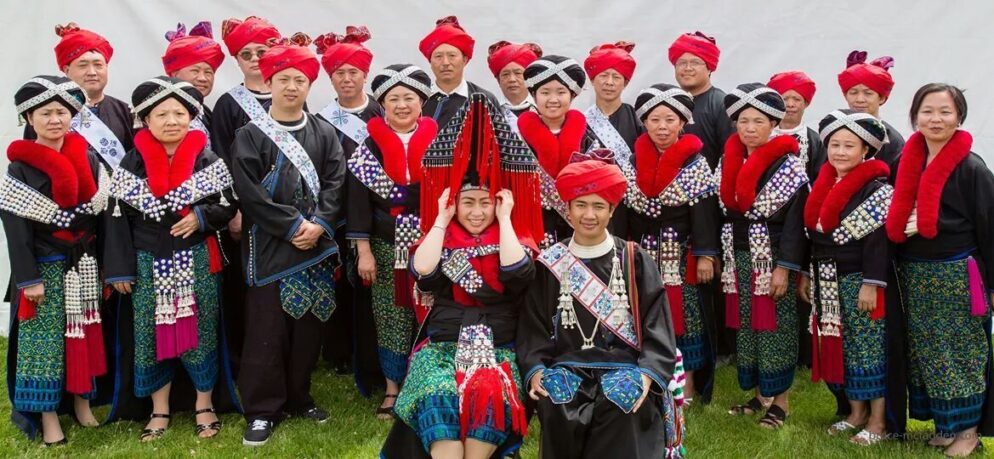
[{"xmin": 1, "ymin": 0, "xmax": 993, "ymax": 332}]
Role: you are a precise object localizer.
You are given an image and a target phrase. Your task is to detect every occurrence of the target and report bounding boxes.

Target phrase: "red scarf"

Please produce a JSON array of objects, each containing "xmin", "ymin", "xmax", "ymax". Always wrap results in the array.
[
  {"xmin": 443, "ymin": 222, "xmax": 537, "ymax": 306},
  {"xmin": 366, "ymin": 116, "xmax": 438, "ymax": 185},
  {"xmin": 805, "ymin": 160, "xmax": 890, "ymax": 232},
  {"xmin": 134, "ymin": 129, "xmax": 206, "ymax": 198},
  {"xmin": 517, "ymin": 109, "xmax": 587, "ymax": 178},
  {"xmin": 886, "ymin": 130, "xmax": 974, "ymax": 242},
  {"xmin": 6, "ymin": 133, "xmax": 96, "ymax": 208},
  {"xmin": 634, "ymin": 133, "xmax": 703, "ymax": 197},
  {"xmin": 719, "ymin": 134, "xmax": 798, "ymax": 213}
]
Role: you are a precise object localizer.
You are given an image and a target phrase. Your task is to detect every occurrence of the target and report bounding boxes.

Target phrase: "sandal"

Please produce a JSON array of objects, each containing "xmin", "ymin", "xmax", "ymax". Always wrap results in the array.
[
  {"xmin": 758, "ymin": 405, "xmax": 788, "ymax": 430},
  {"xmin": 194, "ymin": 407, "xmax": 222, "ymax": 438},
  {"xmin": 943, "ymin": 439, "xmax": 984, "ymax": 457},
  {"xmin": 43, "ymin": 437, "xmax": 67, "ymax": 448},
  {"xmin": 827, "ymin": 420, "xmax": 860, "ymax": 436},
  {"xmin": 728, "ymin": 397, "xmax": 766, "ymax": 416},
  {"xmin": 140, "ymin": 413, "xmax": 170, "ymax": 442},
  {"xmin": 850, "ymin": 429, "xmax": 885, "ymax": 446},
  {"xmin": 376, "ymin": 394, "xmax": 398, "ymax": 419}
]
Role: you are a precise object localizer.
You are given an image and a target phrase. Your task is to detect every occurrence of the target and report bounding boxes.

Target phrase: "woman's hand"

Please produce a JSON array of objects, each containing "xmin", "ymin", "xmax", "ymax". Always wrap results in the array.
[
  {"xmin": 798, "ymin": 275, "xmax": 812, "ymax": 304},
  {"xmin": 170, "ymin": 213, "xmax": 200, "ymax": 239},
  {"xmin": 696, "ymin": 256, "xmax": 714, "ymax": 284},
  {"xmin": 23, "ymin": 283, "xmax": 44, "ymax": 303},
  {"xmin": 495, "ymin": 189, "xmax": 515, "ymax": 222},
  {"xmin": 435, "ymin": 189, "xmax": 455, "ymax": 227},
  {"xmin": 112, "ymin": 281, "xmax": 133, "ymax": 295},
  {"xmin": 357, "ymin": 248, "xmax": 377, "ymax": 286},
  {"xmin": 228, "ymin": 211, "xmax": 243, "ymax": 241},
  {"xmin": 858, "ymin": 284, "xmax": 878, "ymax": 313},
  {"xmin": 770, "ymin": 266, "xmax": 789, "ymax": 300}
]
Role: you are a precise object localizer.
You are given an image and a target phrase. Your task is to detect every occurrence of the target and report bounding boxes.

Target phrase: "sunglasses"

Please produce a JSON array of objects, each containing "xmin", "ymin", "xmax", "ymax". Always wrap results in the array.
[{"xmin": 238, "ymin": 49, "xmax": 267, "ymax": 61}]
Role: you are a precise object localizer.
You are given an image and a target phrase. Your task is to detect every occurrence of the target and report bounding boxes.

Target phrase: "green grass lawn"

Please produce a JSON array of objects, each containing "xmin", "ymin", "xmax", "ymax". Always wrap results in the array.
[{"xmin": 0, "ymin": 338, "xmax": 990, "ymax": 458}]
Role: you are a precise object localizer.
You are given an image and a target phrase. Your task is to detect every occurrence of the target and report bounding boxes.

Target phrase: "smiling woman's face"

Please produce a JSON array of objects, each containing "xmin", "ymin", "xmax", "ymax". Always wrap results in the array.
[{"xmin": 456, "ymin": 188, "xmax": 496, "ymax": 234}]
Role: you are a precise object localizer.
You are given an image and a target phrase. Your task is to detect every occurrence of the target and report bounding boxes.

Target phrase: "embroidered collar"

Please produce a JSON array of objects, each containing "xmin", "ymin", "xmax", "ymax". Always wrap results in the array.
[
  {"xmin": 6, "ymin": 133, "xmax": 96, "ymax": 208},
  {"xmin": 338, "ymin": 94, "xmax": 369, "ymax": 114},
  {"xmin": 568, "ymin": 231, "xmax": 615, "ymax": 259},
  {"xmin": 505, "ymin": 95, "xmax": 535, "ymax": 111},
  {"xmin": 634, "ymin": 133, "xmax": 703, "ymax": 197},
  {"xmin": 517, "ymin": 109, "xmax": 588, "ymax": 178},
  {"xmin": 269, "ymin": 111, "xmax": 308, "ymax": 131},
  {"xmin": 805, "ymin": 159, "xmax": 890, "ymax": 232},
  {"xmin": 720, "ymin": 134, "xmax": 798, "ymax": 212},
  {"xmin": 886, "ymin": 129, "xmax": 973, "ymax": 242}
]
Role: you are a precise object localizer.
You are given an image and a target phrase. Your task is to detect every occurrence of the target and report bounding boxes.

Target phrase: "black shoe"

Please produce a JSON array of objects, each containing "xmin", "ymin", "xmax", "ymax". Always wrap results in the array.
[
  {"xmin": 242, "ymin": 419, "xmax": 275, "ymax": 446},
  {"xmin": 293, "ymin": 406, "xmax": 330, "ymax": 423}
]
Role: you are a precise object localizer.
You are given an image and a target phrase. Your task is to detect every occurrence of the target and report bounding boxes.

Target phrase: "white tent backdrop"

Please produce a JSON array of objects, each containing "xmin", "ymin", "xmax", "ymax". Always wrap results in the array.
[{"xmin": 1, "ymin": 0, "xmax": 993, "ymax": 331}]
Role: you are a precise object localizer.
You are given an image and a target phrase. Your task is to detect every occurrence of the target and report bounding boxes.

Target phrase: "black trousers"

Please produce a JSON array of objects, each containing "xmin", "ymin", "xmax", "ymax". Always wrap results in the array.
[
  {"xmin": 536, "ymin": 371, "xmax": 665, "ymax": 459},
  {"xmin": 238, "ymin": 282, "xmax": 323, "ymax": 421}
]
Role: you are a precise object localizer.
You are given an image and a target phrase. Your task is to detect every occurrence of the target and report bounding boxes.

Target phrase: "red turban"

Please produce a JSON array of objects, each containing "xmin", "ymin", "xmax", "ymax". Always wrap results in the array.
[
  {"xmin": 259, "ymin": 34, "xmax": 320, "ymax": 82},
  {"xmin": 162, "ymin": 22, "xmax": 225, "ymax": 74},
  {"xmin": 487, "ymin": 41, "xmax": 542, "ymax": 77},
  {"xmin": 768, "ymin": 70, "xmax": 817, "ymax": 104},
  {"xmin": 555, "ymin": 160, "xmax": 628, "ymax": 206},
  {"xmin": 315, "ymin": 26, "xmax": 374, "ymax": 75},
  {"xmin": 667, "ymin": 31, "xmax": 719, "ymax": 71},
  {"xmin": 54, "ymin": 23, "xmax": 114, "ymax": 69},
  {"xmin": 838, "ymin": 51, "xmax": 895, "ymax": 99},
  {"xmin": 220, "ymin": 16, "xmax": 281, "ymax": 56},
  {"xmin": 419, "ymin": 16, "xmax": 475, "ymax": 61},
  {"xmin": 584, "ymin": 41, "xmax": 636, "ymax": 81}
]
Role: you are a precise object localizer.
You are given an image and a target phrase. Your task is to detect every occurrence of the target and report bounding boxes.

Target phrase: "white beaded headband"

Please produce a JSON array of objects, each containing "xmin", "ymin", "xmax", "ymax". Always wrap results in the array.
[
  {"xmin": 372, "ymin": 65, "xmax": 431, "ymax": 100},
  {"xmin": 726, "ymin": 86, "xmax": 785, "ymax": 120},
  {"xmin": 15, "ymin": 77, "xmax": 84, "ymax": 116},
  {"xmin": 819, "ymin": 110, "xmax": 886, "ymax": 151},
  {"xmin": 131, "ymin": 78, "xmax": 202, "ymax": 116},
  {"xmin": 636, "ymin": 87, "xmax": 695, "ymax": 123},
  {"xmin": 525, "ymin": 58, "xmax": 583, "ymax": 94}
]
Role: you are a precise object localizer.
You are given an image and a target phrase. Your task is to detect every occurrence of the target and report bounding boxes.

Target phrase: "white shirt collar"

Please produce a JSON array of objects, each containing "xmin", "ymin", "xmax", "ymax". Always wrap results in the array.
[
  {"xmin": 431, "ymin": 79, "xmax": 469, "ymax": 98},
  {"xmin": 568, "ymin": 232, "xmax": 615, "ymax": 259},
  {"xmin": 773, "ymin": 124, "xmax": 807, "ymax": 136},
  {"xmin": 504, "ymin": 94, "xmax": 535, "ymax": 111},
  {"xmin": 337, "ymin": 94, "xmax": 369, "ymax": 114}
]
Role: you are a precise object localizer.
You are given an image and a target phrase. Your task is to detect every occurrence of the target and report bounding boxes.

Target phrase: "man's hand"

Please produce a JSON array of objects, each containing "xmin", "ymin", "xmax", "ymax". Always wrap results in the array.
[
  {"xmin": 770, "ymin": 266, "xmax": 790, "ymax": 300},
  {"xmin": 528, "ymin": 371, "xmax": 549, "ymax": 401},
  {"xmin": 632, "ymin": 372, "xmax": 653, "ymax": 412}
]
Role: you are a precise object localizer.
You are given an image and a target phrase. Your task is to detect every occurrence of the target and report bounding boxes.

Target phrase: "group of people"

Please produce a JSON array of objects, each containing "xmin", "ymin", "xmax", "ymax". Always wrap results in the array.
[{"xmin": 2, "ymin": 12, "xmax": 993, "ymax": 459}]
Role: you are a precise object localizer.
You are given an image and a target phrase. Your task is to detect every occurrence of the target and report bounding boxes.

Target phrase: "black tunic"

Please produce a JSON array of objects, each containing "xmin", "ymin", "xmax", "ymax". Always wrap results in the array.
[
  {"xmin": 24, "ymin": 95, "xmax": 136, "ymax": 157},
  {"xmin": 210, "ymin": 86, "xmax": 273, "ymax": 164},
  {"xmin": 315, "ymin": 96, "xmax": 384, "ymax": 160},
  {"xmin": 230, "ymin": 114, "xmax": 346, "ymax": 285},
  {"xmin": 534, "ymin": 127, "xmax": 600, "ymax": 244},
  {"xmin": 876, "ymin": 120, "xmax": 906, "ymax": 177},
  {"xmin": 592, "ymin": 103, "xmax": 644, "ymax": 239},
  {"xmin": 683, "ymin": 86, "xmax": 735, "ymax": 169},
  {"xmin": 344, "ymin": 135, "xmax": 424, "ymax": 243},
  {"xmin": 422, "ymin": 81, "xmax": 499, "ymax": 130},
  {"xmin": 776, "ymin": 126, "xmax": 827, "ymax": 182},
  {"xmin": 809, "ymin": 179, "xmax": 889, "ymax": 282}
]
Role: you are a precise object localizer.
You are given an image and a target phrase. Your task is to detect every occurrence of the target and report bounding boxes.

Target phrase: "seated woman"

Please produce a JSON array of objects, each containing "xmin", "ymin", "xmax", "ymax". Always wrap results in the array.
[
  {"xmin": 105, "ymin": 76, "xmax": 237, "ymax": 441},
  {"xmin": 384, "ymin": 93, "xmax": 544, "ymax": 459},
  {"xmin": 2, "ymin": 75, "xmax": 112, "ymax": 445}
]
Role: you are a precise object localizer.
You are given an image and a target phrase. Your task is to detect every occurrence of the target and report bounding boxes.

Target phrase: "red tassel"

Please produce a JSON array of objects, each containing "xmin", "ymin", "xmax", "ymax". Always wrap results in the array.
[
  {"xmin": 818, "ymin": 334, "xmax": 845, "ymax": 385},
  {"xmin": 666, "ymin": 285, "xmax": 686, "ymax": 336},
  {"xmin": 65, "ymin": 336, "xmax": 93, "ymax": 394},
  {"xmin": 16, "ymin": 290, "xmax": 36, "ymax": 321},
  {"xmin": 871, "ymin": 288, "xmax": 886, "ymax": 321},
  {"xmin": 156, "ymin": 322, "xmax": 177, "ymax": 361},
  {"xmin": 810, "ymin": 315, "xmax": 821, "ymax": 382},
  {"xmin": 102, "ymin": 284, "xmax": 112, "ymax": 300},
  {"xmin": 394, "ymin": 269, "xmax": 413, "ymax": 308},
  {"xmin": 501, "ymin": 361, "xmax": 528, "ymax": 436},
  {"xmin": 85, "ymin": 323, "xmax": 107, "ymax": 377},
  {"xmin": 459, "ymin": 366, "xmax": 505, "ymax": 439},
  {"xmin": 751, "ymin": 294, "xmax": 777, "ymax": 332},
  {"xmin": 174, "ymin": 303, "xmax": 199, "ymax": 356},
  {"xmin": 725, "ymin": 292, "xmax": 740, "ymax": 329},
  {"xmin": 205, "ymin": 235, "xmax": 224, "ymax": 274},
  {"xmin": 685, "ymin": 252, "xmax": 698, "ymax": 285}
]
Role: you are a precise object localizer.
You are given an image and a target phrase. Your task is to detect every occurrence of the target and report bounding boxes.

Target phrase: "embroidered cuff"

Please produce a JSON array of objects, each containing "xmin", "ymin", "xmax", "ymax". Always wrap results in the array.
[
  {"xmin": 776, "ymin": 261, "xmax": 801, "ymax": 272},
  {"xmin": 524, "ymin": 365, "xmax": 547, "ymax": 385},
  {"xmin": 500, "ymin": 255, "xmax": 530, "ymax": 271},
  {"xmin": 345, "ymin": 232, "xmax": 370, "ymax": 240},
  {"xmin": 312, "ymin": 216, "xmax": 335, "ymax": 239},
  {"xmin": 285, "ymin": 215, "xmax": 305, "ymax": 241},
  {"xmin": 862, "ymin": 279, "xmax": 887, "ymax": 288},
  {"xmin": 691, "ymin": 248, "xmax": 718, "ymax": 257},
  {"xmin": 105, "ymin": 276, "xmax": 136, "ymax": 284},
  {"xmin": 15, "ymin": 278, "xmax": 43, "ymax": 289},
  {"xmin": 193, "ymin": 206, "xmax": 207, "ymax": 232},
  {"xmin": 637, "ymin": 367, "xmax": 666, "ymax": 391}
]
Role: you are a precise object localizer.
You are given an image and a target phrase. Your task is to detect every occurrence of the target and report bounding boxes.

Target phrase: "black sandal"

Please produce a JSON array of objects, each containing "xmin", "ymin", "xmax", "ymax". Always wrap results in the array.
[
  {"xmin": 758, "ymin": 405, "xmax": 788, "ymax": 430},
  {"xmin": 194, "ymin": 407, "xmax": 222, "ymax": 438},
  {"xmin": 728, "ymin": 397, "xmax": 765, "ymax": 416},
  {"xmin": 376, "ymin": 394, "xmax": 398, "ymax": 419},
  {"xmin": 140, "ymin": 413, "xmax": 170, "ymax": 442},
  {"xmin": 43, "ymin": 437, "xmax": 67, "ymax": 448}
]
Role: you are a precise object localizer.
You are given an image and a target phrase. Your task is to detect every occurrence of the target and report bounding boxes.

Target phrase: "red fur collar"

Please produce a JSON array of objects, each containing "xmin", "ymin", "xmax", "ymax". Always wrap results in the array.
[
  {"xmin": 720, "ymin": 134, "xmax": 798, "ymax": 212},
  {"xmin": 805, "ymin": 159, "xmax": 890, "ymax": 232},
  {"xmin": 517, "ymin": 109, "xmax": 587, "ymax": 178},
  {"xmin": 134, "ymin": 129, "xmax": 206, "ymax": 198},
  {"xmin": 886, "ymin": 130, "xmax": 973, "ymax": 242},
  {"xmin": 6, "ymin": 133, "xmax": 96, "ymax": 208},
  {"xmin": 634, "ymin": 133, "xmax": 703, "ymax": 197},
  {"xmin": 367, "ymin": 116, "xmax": 438, "ymax": 185}
]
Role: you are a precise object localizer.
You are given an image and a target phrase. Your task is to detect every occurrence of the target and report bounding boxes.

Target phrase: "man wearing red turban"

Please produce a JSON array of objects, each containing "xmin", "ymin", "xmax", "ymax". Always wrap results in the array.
[
  {"xmin": 519, "ymin": 157, "xmax": 685, "ymax": 457},
  {"xmin": 230, "ymin": 31, "xmax": 347, "ymax": 448},
  {"xmin": 313, "ymin": 25, "xmax": 384, "ymax": 389},
  {"xmin": 487, "ymin": 41, "xmax": 542, "ymax": 124},
  {"xmin": 769, "ymin": 71, "xmax": 826, "ymax": 181},
  {"xmin": 838, "ymin": 50, "xmax": 904, "ymax": 172},
  {"xmin": 161, "ymin": 21, "xmax": 226, "ymax": 154},
  {"xmin": 419, "ymin": 16, "xmax": 498, "ymax": 128},
  {"xmin": 37, "ymin": 23, "xmax": 135, "ymax": 162}
]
